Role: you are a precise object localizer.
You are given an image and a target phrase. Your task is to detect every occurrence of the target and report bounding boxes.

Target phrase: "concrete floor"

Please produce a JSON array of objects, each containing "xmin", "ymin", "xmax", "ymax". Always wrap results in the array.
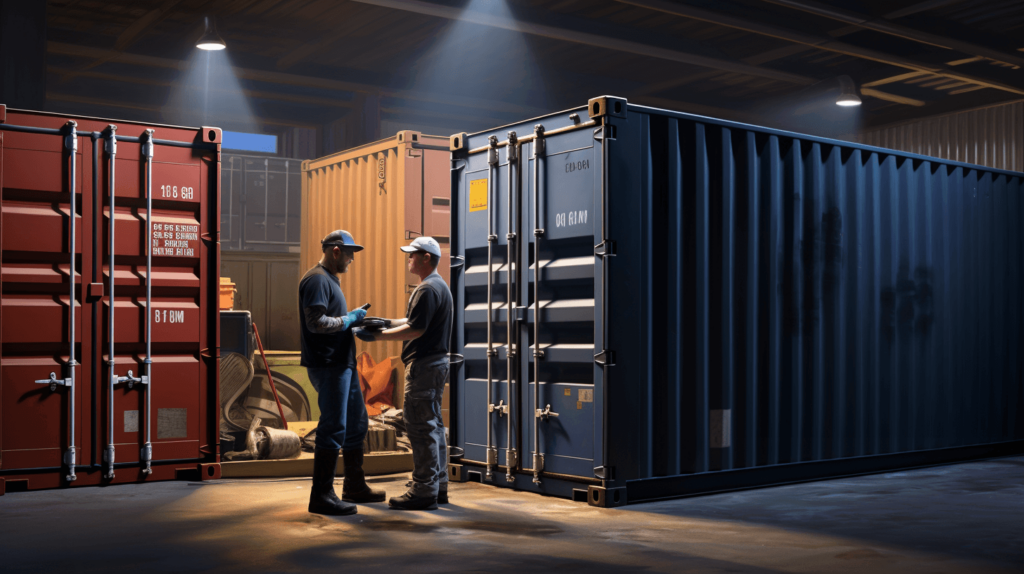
[{"xmin": 2, "ymin": 457, "xmax": 1022, "ymax": 574}]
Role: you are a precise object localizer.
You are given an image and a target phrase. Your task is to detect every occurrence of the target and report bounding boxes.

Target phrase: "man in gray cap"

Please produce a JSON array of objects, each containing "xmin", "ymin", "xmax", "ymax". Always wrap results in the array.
[
  {"xmin": 354, "ymin": 236, "xmax": 452, "ymax": 510},
  {"xmin": 299, "ymin": 229, "xmax": 385, "ymax": 516}
]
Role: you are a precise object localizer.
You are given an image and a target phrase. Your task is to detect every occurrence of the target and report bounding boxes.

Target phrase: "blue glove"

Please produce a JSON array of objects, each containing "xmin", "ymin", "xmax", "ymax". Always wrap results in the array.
[
  {"xmin": 341, "ymin": 308, "xmax": 367, "ymax": 330},
  {"xmin": 353, "ymin": 327, "xmax": 376, "ymax": 342}
]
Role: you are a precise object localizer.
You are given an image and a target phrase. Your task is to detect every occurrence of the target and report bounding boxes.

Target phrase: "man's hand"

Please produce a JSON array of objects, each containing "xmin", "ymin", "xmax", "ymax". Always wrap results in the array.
[
  {"xmin": 353, "ymin": 327, "xmax": 376, "ymax": 342},
  {"xmin": 341, "ymin": 308, "xmax": 367, "ymax": 330}
]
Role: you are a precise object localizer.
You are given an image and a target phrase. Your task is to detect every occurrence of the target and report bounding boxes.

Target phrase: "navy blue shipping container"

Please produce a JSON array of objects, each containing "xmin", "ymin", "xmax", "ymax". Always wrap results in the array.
[{"xmin": 447, "ymin": 96, "xmax": 1024, "ymax": 507}]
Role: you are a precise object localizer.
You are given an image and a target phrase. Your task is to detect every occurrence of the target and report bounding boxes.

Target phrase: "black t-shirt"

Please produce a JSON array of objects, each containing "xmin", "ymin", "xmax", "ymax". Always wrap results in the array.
[
  {"xmin": 401, "ymin": 271, "xmax": 453, "ymax": 365},
  {"xmin": 298, "ymin": 264, "xmax": 356, "ymax": 368}
]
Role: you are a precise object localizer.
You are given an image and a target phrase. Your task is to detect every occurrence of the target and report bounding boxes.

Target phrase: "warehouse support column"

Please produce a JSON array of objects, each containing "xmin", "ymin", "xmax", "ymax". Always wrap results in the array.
[{"xmin": 0, "ymin": 0, "xmax": 47, "ymax": 110}]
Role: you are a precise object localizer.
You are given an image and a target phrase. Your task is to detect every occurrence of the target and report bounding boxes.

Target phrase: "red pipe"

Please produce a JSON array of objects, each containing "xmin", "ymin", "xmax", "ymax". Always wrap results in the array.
[{"xmin": 252, "ymin": 322, "xmax": 288, "ymax": 430}]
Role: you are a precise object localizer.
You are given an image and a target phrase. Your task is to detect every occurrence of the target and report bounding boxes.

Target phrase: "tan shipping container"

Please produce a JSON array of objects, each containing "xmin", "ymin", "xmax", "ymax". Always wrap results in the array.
[{"xmin": 300, "ymin": 131, "xmax": 451, "ymax": 377}]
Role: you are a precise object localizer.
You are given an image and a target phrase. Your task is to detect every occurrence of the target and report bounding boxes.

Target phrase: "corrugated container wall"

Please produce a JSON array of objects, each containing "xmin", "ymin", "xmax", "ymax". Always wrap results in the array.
[
  {"xmin": 850, "ymin": 101, "xmax": 1023, "ymax": 172},
  {"xmin": 222, "ymin": 154, "xmax": 302, "ymax": 253},
  {"xmin": 0, "ymin": 106, "xmax": 221, "ymax": 493},
  {"xmin": 301, "ymin": 132, "xmax": 451, "ymax": 368},
  {"xmin": 447, "ymin": 96, "xmax": 1024, "ymax": 507}
]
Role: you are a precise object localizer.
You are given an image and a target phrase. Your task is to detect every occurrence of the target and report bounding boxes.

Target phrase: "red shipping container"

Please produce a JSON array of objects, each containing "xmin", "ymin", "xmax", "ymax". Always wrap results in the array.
[{"xmin": 0, "ymin": 105, "xmax": 221, "ymax": 492}]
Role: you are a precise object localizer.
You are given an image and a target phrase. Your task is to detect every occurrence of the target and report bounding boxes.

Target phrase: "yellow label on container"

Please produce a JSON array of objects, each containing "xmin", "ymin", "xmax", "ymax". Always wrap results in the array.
[
  {"xmin": 470, "ymin": 178, "xmax": 488, "ymax": 212},
  {"xmin": 564, "ymin": 388, "xmax": 571, "ymax": 396}
]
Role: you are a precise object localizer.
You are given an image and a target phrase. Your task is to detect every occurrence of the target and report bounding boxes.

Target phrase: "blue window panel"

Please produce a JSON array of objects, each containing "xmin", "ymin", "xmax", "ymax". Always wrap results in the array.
[{"xmin": 223, "ymin": 131, "xmax": 277, "ymax": 153}]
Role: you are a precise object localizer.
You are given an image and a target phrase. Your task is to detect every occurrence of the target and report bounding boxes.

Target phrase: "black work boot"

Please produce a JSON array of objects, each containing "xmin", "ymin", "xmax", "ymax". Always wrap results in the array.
[
  {"xmin": 389, "ymin": 489, "xmax": 439, "ymax": 511},
  {"xmin": 407, "ymin": 479, "xmax": 447, "ymax": 504},
  {"xmin": 309, "ymin": 448, "xmax": 357, "ymax": 516},
  {"xmin": 341, "ymin": 448, "xmax": 386, "ymax": 503}
]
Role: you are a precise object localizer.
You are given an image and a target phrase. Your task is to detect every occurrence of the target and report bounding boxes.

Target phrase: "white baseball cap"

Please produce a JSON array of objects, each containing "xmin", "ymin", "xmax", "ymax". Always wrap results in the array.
[{"xmin": 400, "ymin": 236, "xmax": 442, "ymax": 259}]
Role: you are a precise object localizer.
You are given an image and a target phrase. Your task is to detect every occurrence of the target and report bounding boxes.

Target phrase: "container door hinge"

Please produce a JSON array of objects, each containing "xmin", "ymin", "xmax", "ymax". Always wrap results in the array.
[
  {"xmin": 593, "ymin": 465, "xmax": 615, "ymax": 480},
  {"xmin": 594, "ymin": 125, "xmax": 617, "ymax": 141},
  {"xmin": 594, "ymin": 350, "xmax": 615, "ymax": 367},
  {"xmin": 595, "ymin": 240, "xmax": 617, "ymax": 257},
  {"xmin": 450, "ymin": 255, "xmax": 465, "ymax": 271}
]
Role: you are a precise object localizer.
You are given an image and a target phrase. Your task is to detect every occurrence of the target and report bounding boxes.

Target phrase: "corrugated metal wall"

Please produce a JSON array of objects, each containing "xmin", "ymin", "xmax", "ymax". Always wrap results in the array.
[
  {"xmin": 851, "ymin": 101, "xmax": 1024, "ymax": 172},
  {"xmin": 300, "ymin": 132, "xmax": 450, "ymax": 366},
  {"xmin": 612, "ymin": 108, "xmax": 1024, "ymax": 483}
]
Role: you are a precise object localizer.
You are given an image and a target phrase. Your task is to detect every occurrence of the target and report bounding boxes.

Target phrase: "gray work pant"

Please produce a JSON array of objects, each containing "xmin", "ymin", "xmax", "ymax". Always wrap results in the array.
[{"xmin": 404, "ymin": 355, "xmax": 449, "ymax": 498}]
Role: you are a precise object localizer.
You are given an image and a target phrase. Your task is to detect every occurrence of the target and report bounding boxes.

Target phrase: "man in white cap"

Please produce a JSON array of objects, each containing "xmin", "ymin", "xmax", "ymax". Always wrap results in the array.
[{"xmin": 354, "ymin": 236, "xmax": 453, "ymax": 510}]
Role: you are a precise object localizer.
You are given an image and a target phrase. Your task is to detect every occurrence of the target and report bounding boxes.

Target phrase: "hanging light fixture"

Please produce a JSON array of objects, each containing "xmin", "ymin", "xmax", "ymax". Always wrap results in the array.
[
  {"xmin": 836, "ymin": 75, "xmax": 861, "ymax": 106},
  {"xmin": 196, "ymin": 16, "xmax": 226, "ymax": 50}
]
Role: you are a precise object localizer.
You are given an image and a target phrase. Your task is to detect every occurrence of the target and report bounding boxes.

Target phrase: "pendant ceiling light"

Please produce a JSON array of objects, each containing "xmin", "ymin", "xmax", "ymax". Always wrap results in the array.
[
  {"xmin": 196, "ymin": 16, "xmax": 226, "ymax": 50},
  {"xmin": 836, "ymin": 75, "xmax": 862, "ymax": 106}
]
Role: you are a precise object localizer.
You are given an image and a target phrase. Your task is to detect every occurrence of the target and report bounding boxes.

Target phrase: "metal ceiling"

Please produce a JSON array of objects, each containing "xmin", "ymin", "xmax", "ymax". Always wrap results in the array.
[{"xmin": 41, "ymin": 0, "xmax": 1024, "ymax": 141}]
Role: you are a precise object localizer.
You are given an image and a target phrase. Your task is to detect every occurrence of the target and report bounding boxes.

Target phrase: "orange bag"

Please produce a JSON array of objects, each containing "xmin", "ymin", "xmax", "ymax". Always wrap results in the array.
[{"xmin": 356, "ymin": 352, "xmax": 397, "ymax": 416}]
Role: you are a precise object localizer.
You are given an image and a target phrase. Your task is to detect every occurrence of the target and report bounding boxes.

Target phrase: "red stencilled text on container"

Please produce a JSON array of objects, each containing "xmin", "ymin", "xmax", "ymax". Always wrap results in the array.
[{"xmin": 152, "ymin": 223, "xmax": 199, "ymax": 257}]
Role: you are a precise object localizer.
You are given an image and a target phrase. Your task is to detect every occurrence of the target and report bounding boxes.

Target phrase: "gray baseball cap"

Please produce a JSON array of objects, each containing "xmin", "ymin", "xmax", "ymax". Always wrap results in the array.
[{"xmin": 400, "ymin": 236, "xmax": 442, "ymax": 259}]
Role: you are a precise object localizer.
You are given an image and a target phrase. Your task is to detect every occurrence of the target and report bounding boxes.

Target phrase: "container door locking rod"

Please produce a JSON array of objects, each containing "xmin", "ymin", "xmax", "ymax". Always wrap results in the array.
[
  {"xmin": 485, "ymin": 135, "xmax": 499, "ymax": 481},
  {"xmin": 531, "ymin": 125, "xmax": 546, "ymax": 485},
  {"xmin": 505, "ymin": 131, "xmax": 520, "ymax": 482},
  {"xmin": 104, "ymin": 124, "xmax": 119, "ymax": 480},
  {"xmin": 104, "ymin": 125, "xmax": 149, "ymax": 480},
  {"xmin": 65, "ymin": 121, "xmax": 79, "ymax": 482},
  {"xmin": 32, "ymin": 121, "xmax": 80, "ymax": 482},
  {"xmin": 140, "ymin": 129, "xmax": 155, "ymax": 475}
]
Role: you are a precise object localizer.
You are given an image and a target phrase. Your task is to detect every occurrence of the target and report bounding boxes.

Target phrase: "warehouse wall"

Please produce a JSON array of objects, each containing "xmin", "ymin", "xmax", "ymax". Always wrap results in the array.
[
  {"xmin": 222, "ymin": 251, "xmax": 301, "ymax": 352},
  {"xmin": 850, "ymin": 101, "xmax": 1024, "ymax": 172},
  {"xmin": 1, "ymin": 0, "xmax": 46, "ymax": 109}
]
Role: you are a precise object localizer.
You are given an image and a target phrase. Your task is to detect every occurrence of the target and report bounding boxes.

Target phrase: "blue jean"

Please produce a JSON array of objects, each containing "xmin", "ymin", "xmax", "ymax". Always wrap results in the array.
[
  {"xmin": 307, "ymin": 366, "xmax": 367, "ymax": 451},
  {"xmin": 404, "ymin": 355, "xmax": 449, "ymax": 497}
]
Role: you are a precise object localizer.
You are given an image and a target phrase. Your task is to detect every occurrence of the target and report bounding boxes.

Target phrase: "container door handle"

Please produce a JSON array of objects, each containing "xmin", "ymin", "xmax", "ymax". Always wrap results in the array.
[
  {"xmin": 35, "ymin": 372, "xmax": 71, "ymax": 392},
  {"xmin": 535, "ymin": 404, "xmax": 559, "ymax": 421}
]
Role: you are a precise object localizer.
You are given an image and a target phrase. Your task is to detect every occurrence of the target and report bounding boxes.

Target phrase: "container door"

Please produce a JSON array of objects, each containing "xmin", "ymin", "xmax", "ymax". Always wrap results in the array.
[
  {"xmin": 243, "ymin": 157, "xmax": 268, "ymax": 247},
  {"xmin": 221, "ymin": 156, "xmax": 243, "ymax": 251},
  {"xmin": 524, "ymin": 128, "xmax": 601, "ymax": 479},
  {"xmin": 99, "ymin": 137, "xmax": 207, "ymax": 472},
  {"xmin": 452, "ymin": 123, "xmax": 601, "ymax": 485},
  {"xmin": 0, "ymin": 127, "xmax": 85, "ymax": 472}
]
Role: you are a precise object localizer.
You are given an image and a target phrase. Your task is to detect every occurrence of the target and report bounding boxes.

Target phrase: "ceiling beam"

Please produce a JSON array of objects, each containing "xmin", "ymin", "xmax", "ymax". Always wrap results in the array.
[
  {"xmin": 57, "ymin": 0, "xmax": 185, "ymax": 84},
  {"xmin": 348, "ymin": 0, "xmax": 816, "ymax": 86},
  {"xmin": 615, "ymin": 0, "xmax": 1024, "ymax": 97},
  {"xmin": 860, "ymin": 88, "xmax": 925, "ymax": 106},
  {"xmin": 47, "ymin": 66, "xmax": 354, "ymax": 109},
  {"xmin": 46, "ymin": 41, "xmax": 545, "ymax": 116},
  {"xmin": 45, "ymin": 93, "xmax": 320, "ymax": 129},
  {"xmin": 760, "ymin": 0, "xmax": 1024, "ymax": 69}
]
